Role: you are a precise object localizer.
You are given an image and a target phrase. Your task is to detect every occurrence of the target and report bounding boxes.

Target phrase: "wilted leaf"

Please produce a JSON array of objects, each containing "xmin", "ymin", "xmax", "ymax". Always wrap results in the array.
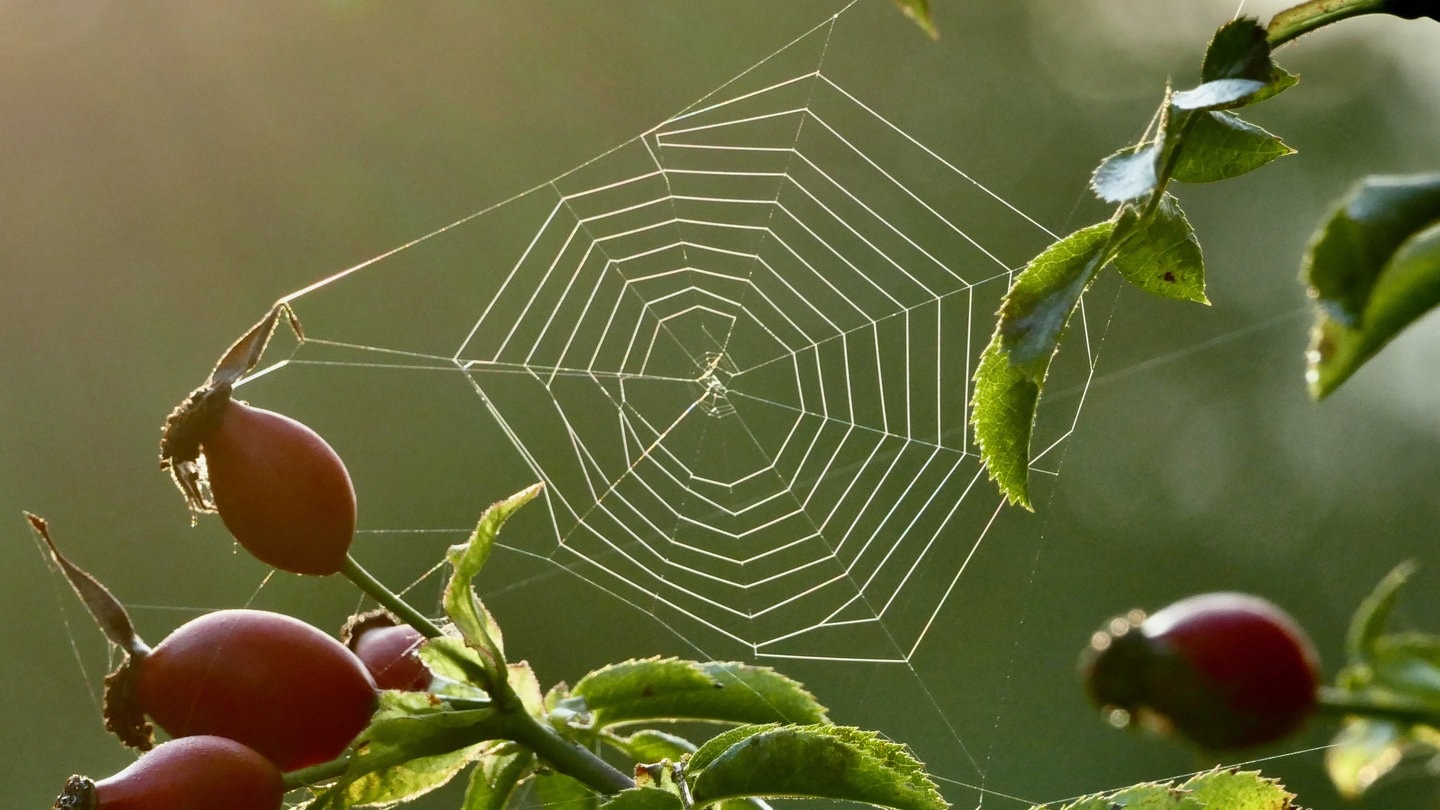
[
  {"xmin": 1171, "ymin": 111, "xmax": 1293, "ymax": 183},
  {"xmin": 1113, "ymin": 195, "xmax": 1208, "ymax": 304}
]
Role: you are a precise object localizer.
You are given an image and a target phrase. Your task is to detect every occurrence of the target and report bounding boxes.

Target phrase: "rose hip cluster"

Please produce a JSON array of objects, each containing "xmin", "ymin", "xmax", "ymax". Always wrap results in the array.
[{"xmin": 50, "ymin": 323, "xmax": 436, "ymax": 809}]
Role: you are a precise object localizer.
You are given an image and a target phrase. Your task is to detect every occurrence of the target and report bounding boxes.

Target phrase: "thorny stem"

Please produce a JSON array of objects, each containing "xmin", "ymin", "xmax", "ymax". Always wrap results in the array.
[{"xmin": 339, "ymin": 554, "xmax": 446, "ymax": 640}]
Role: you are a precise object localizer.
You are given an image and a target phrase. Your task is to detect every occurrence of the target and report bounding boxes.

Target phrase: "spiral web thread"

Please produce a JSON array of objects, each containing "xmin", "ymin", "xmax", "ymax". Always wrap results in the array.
[{"xmin": 271, "ymin": 7, "xmax": 1099, "ymax": 665}]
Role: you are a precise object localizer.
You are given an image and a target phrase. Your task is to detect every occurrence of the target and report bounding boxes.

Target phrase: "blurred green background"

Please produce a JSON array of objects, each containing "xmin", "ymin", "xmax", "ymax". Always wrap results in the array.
[{"xmin": 4, "ymin": 2, "xmax": 1439, "ymax": 808}]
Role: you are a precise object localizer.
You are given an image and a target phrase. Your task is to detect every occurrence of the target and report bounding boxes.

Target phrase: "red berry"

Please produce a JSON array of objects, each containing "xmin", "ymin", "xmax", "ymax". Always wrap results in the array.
[
  {"xmin": 136, "ymin": 609, "xmax": 377, "ymax": 770},
  {"xmin": 351, "ymin": 623, "xmax": 433, "ymax": 691},
  {"xmin": 55, "ymin": 735, "xmax": 284, "ymax": 810},
  {"xmin": 1082, "ymin": 592, "xmax": 1320, "ymax": 749},
  {"xmin": 201, "ymin": 400, "xmax": 356, "ymax": 576}
]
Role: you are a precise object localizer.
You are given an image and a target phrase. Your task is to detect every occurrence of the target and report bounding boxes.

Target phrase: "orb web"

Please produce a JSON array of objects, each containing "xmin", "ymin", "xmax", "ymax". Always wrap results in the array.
[{"xmin": 263, "ymin": 9, "xmax": 1098, "ymax": 664}]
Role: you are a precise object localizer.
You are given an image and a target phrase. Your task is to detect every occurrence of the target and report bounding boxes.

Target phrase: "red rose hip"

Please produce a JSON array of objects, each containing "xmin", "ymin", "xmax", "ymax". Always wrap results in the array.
[
  {"xmin": 54, "ymin": 735, "xmax": 284, "ymax": 810},
  {"xmin": 1082, "ymin": 592, "xmax": 1320, "ymax": 749},
  {"xmin": 136, "ymin": 609, "xmax": 378, "ymax": 770},
  {"xmin": 351, "ymin": 622, "xmax": 433, "ymax": 691},
  {"xmin": 201, "ymin": 399, "xmax": 356, "ymax": 576}
]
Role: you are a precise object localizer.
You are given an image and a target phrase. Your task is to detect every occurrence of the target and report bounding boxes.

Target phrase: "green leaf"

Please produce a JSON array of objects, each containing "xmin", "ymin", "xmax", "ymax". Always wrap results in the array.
[
  {"xmin": 1248, "ymin": 64, "xmax": 1299, "ymax": 106},
  {"xmin": 463, "ymin": 744, "xmax": 535, "ymax": 810},
  {"xmin": 603, "ymin": 788, "xmax": 686, "ymax": 810},
  {"xmin": 444, "ymin": 483, "xmax": 543, "ymax": 671},
  {"xmin": 1033, "ymin": 769, "xmax": 1291, "ymax": 810},
  {"xmin": 1326, "ymin": 718, "xmax": 1406, "ymax": 798},
  {"xmin": 971, "ymin": 339, "xmax": 1040, "ymax": 509},
  {"xmin": 1182, "ymin": 769, "xmax": 1294, "ymax": 810},
  {"xmin": 890, "ymin": 0, "xmax": 938, "ymax": 39},
  {"xmin": 306, "ymin": 692, "xmax": 496, "ymax": 809},
  {"xmin": 974, "ymin": 221, "xmax": 1116, "ymax": 508},
  {"xmin": 1308, "ymin": 211, "xmax": 1440, "ymax": 397},
  {"xmin": 688, "ymin": 725, "xmax": 945, "ymax": 810},
  {"xmin": 1171, "ymin": 78, "xmax": 1267, "ymax": 110},
  {"xmin": 1091, "ymin": 144, "xmax": 1160, "ymax": 203},
  {"xmin": 1197, "ymin": 17, "xmax": 1297, "ymax": 108},
  {"xmin": 1305, "ymin": 174, "xmax": 1440, "ymax": 324},
  {"xmin": 1346, "ymin": 561, "xmax": 1419, "ymax": 665},
  {"xmin": 573, "ymin": 658, "xmax": 829, "ymax": 728},
  {"xmin": 1371, "ymin": 632, "xmax": 1440, "ymax": 697},
  {"xmin": 686, "ymin": 724, "xmax": 775, "ymax": 772},
  {"xmin": 422, "ymin": 636, "xmax": 495, "ymax": 691},
  {"xmin": 997, "ymin": 221, "xmax": 1116, "ymax": 373},
  {"xmin": 531, "ymin": 770, "xmax": 600, "ymax": 810},
  {"xmin": 1171, "ymin": 111, "xmax": 1293, "ymax": 183},
  {"xmin": 616, "ymin": 729, "xmax": 699, "ymax": 764},
  {"xmin": 1113, "ymin": 195, "xmax": 1208, "ymax": 304},
  {"xmin": 1200, "ymin": 18, "xmax": 1271, "ymax": 83}
]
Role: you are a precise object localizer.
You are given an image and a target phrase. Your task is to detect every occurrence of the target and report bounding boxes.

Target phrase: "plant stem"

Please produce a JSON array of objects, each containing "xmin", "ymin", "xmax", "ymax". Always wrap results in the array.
[
  {"xmin": 1267, "ymin": 0, "xmax": 1392, "ymax": 48},
  {"xmin": 1317, "ymin": 685, "xmax": 1440, "ymax": 727},
  {"xmin": 283, "ymin": 755, "xmax": 354, "ymax": 791},
  {"xmin": 497, "ymin": 701, "xmax": 636, "ymax": 794},
  {"xmin": 340, "ymin": 553, "xmax": 446, "ymax": 639}
]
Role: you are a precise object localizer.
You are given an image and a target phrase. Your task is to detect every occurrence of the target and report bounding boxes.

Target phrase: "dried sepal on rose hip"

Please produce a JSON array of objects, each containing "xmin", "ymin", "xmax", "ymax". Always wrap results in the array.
[
  {"xmin": 30, "ymin": 517, "xmax": 377, "ymax": 771},
  {"xmin": 53, "ymin": 735, "xmax": 285, "ymax": 810},
  {"xmin": 342, "ymin": 609, "xmax": 435, "ymax": 691},
  {"xmin": 1081, "ymin": 592, "xmax": 1321, "ymax": 749},
  {"xmin": 158, "ymin": 304, "xmax": 357, "ymax": 576}
]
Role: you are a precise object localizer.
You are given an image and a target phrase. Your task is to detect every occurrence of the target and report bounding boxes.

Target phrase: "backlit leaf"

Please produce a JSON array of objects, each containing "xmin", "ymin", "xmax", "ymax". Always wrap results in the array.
[
  {"xmin": 1327, "ymin": 718, "xmax": 1406, "ymax": 798},
  {"xmin": 1091, "ymin": 144, "xmax": 1160, "ymax": 203},
  {"xmin": 1171, "ymin": 78, "xmax": 1266, "ymax": 110},
  {"xmin": 1171, "ymin": 111, "xmax": 1293, "ymax": 183},
  {"xmin": 688, "ymin": 725, "xmax": 945, "ymax": 810},
  {"xmin": 573, "ymin": 658, "xmax": 828, "ymax": 727},
  {"xmin": 1113, "ymin": 195, "xmax": 1208, "ymax": 304},
  {"xmin": 890, "ymin": 0, "xmax": 938, "ymax": 39}
]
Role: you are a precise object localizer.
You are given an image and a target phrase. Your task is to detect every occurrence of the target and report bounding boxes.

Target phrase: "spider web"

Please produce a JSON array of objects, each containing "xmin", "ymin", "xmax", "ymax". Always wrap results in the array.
[{"xmin": 251, "ymin": 6, "xmax": 1099, "ymax": 667}]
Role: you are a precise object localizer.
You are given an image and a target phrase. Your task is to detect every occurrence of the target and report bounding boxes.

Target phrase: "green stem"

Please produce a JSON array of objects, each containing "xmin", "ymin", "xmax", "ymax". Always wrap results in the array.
[
  {"xmin": 283, "ymin": 755, "xmax": 354, "ymax": 791},
  {"xmin": 497, "ymin": 701, "xmax": 635, "ymax": 794},
  {"xmin": 1267, "ymin": 0, "xmax": 1392, "ymax": 48},
  {"xmin": 1317, "ymin": 685, "xmax": 1440, "ymax": 727},
  {"xmin": 340, "ymin": 553, "xmax": 445, "ymax": 639}
]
